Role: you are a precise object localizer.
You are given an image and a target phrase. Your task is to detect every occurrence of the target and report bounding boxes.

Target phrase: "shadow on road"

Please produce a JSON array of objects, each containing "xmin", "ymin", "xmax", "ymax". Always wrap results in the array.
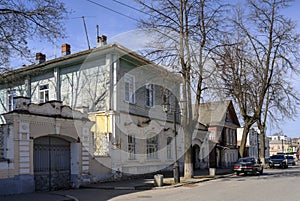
[{"xmin": 223, "ymin": 165, "xmax": 300, "ymax": 183}]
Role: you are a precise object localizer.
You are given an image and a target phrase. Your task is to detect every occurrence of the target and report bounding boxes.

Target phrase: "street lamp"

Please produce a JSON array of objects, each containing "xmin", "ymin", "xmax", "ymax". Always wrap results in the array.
[{"xmin": 162, "ymin": 101, "xmax": 180, "ymax": 184}]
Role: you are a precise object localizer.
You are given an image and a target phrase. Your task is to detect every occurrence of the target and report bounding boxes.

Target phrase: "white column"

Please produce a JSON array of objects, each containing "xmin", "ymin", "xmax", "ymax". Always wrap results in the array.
[
  {"xmin": 18, "ymin": 122, "xmax": 30, "ymax": 174},
  {"xmin": 81, "ymin": 126, "xmax": 90, "ymax": 173}
]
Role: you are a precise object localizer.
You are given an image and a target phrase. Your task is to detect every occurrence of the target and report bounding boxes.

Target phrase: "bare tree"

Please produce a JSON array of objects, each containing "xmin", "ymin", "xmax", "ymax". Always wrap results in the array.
[
  {"xmin": 0, "ymin": 0, "xmax": 68, "ymax": 70},
  {"xmin": 135, "ymin": 0, "xmax": 227, "ymax": 178},
  {"xmin": 212, "ymin": 0, "xmax": 300, "ymax": 158},
  {"xmin": 257, "ymin": 68, "xmax": 299, "ymax": 163}
]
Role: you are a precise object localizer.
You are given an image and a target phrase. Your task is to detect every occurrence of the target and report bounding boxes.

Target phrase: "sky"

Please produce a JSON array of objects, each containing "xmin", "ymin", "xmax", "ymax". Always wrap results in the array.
[{"xmin": 25, "ymin": 0, "xmax": 300, "ymax": 138}]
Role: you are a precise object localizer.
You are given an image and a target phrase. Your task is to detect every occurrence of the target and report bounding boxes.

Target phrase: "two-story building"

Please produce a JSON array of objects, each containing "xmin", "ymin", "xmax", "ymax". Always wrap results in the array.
[
  {"xmin": 0, "ymin": 37, "xmax": 185, "ymax": 194},
  {"xmin": 198, "ymin": 100, "xmax": 240, "ymax": 168},
  {"xmin": 268, "ymin": 133, "xmax": 291, "ymax": 156}
]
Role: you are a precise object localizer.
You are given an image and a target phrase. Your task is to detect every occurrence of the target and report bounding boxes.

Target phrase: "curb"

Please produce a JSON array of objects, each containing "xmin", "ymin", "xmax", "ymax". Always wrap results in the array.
[{"xmin": 80, "ymin": 172, "xmax": 234, "ymax": 191}]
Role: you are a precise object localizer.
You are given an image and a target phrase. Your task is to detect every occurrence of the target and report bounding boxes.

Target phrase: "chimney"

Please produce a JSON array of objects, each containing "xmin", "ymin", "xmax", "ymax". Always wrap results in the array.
[
  {"xmin": 62, "ymin": 43, "xmax": 71, "ymax": 56},
  {"xmin": 35, "ymin": 53, "xmax": 46, "ymax": 64},
  {"xmin": 97, "ymin": 35, "xmax": 107, "ymax": 47}
]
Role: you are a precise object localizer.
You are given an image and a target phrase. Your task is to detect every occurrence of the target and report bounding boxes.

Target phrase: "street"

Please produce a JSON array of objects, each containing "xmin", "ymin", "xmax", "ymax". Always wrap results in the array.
[
  {"xmin": 109, "ymin": 165, "xmax": 300, "ymax": 201},
  {"xmin": 1, "ymin": 164, "xmax": 300, "ymax": 201}
]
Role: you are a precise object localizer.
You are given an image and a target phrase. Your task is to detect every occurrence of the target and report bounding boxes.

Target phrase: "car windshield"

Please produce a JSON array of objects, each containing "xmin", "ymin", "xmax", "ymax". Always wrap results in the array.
[
  {"xmin": 270, "ymin": 155, "xmax": 284, "ymax": 159},
  {"xmin": 286, "ymin": 156, "xmax": 294, "ymax": 159},
  {"xmin": 238, "ymin": 158, "xmax": 255, "ymax": 163}
]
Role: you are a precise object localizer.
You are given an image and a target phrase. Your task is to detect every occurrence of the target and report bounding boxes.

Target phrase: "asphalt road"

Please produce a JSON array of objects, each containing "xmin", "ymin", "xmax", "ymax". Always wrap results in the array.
[
  {"xmin": 109, "ymin": 164, "xmax": 300, "ymax": 201},
  {"xmin": 2, "ymin": 165, "xmax": 300, "ymax": 201}
]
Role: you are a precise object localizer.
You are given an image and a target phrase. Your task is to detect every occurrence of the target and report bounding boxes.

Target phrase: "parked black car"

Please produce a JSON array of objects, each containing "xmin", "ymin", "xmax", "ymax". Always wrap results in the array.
[
  {"xmin": 233, "ymin": 157, "xmax": 263, "ymax": 175},
  {"xmin": 269, "ymin": 154, "xmax": 288, "ymax": 168},
  {"xmin": 286, "ymin": 155, "xmax": 296, "ymax": 166}
]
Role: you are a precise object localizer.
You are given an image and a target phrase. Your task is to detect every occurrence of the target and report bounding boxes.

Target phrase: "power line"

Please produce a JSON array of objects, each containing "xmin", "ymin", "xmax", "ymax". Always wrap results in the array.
[
  {"xmin": 111, "ymin": 0, "xmax": 149, "ymax": 15},
  {"xmin": 86, "ymin": 0, "xmax": 139, "ymax": 22}
]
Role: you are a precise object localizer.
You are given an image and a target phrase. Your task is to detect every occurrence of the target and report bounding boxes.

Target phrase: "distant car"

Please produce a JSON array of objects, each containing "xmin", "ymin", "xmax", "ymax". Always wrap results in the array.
[
  {"xmin": 286, "ymin": 155, "xmax": 296, "ymax": 166},
  {"xmin": 265, "ymin": 157, "xmax": 270, "ymax": 164},
  {"xmin": 269, "ymin": 155, "xmax": 288, "ymax": 168},
  {"xmin": 233, "ymin": 157, "xmax": 263, "ymax": 176}
]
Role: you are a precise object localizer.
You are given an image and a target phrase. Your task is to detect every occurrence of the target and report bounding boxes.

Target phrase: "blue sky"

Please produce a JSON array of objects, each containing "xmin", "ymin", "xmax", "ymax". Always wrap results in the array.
[{"xmin": 27, "ymin": 0, "xmax": 300, "ymax": 138}]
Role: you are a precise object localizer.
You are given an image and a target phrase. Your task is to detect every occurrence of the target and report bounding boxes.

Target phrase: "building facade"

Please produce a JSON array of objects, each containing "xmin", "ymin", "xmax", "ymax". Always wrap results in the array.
[
  {"xmin": 237, "ymin": 127, "xmax": 270, "ymax": 160},
  {"xmin": 268, "ymin": 133, "xmax": 292, "ymax": 156},
  {"xmin": 0, "ymin": 39, "xmax": 202, "ymax": 194},
  {"xmin": 198, "ymin": 101, "xmax": 240, "ymax": 168}
]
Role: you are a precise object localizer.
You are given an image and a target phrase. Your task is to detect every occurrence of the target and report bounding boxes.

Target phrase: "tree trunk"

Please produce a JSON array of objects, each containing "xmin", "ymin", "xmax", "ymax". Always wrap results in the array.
[
  {"xmin": 184, "ymin": 142, "xmax": 193, "ymax": 178},
  {"xmin": 239, "ymin": 122, "xmax": 252, "ymax": 157},
  {"xmin": 259, "ymin": 125, "xmax": 266, "ymax": 164}
]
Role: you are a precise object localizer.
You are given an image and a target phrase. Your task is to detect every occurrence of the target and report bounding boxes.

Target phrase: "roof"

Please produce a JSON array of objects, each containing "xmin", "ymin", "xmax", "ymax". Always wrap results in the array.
[
  {"xmin": 0, "ymin": 43, "xmax": 181, "ymax": 84},
  {"xmin": 198, "ymin": 100, "xmax": 240, "ymax": 127}
]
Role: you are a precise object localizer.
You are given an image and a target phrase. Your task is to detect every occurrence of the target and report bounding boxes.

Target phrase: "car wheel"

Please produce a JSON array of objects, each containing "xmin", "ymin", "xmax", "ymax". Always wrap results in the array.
[{"xmin": 236, "ymin": 172, "xmax": 240, "ymax": 176}]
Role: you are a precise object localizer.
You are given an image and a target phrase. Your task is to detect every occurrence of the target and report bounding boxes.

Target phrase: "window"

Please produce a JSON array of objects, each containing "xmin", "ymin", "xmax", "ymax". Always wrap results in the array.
[
  {"xmin": 233, "ymin": 130, "xmax": 236, "ymax": 145},
  {"xmin": 147, "ymin": 135, "xmax": 158, "ymax": 159},
  {"xmin": 167, "ymin": 137, "xmax": 172, "ymax": 159},
  {"xmin": 94, "ymin": 132, "xmax": 110, "ymax": 156},
  {"xmin": 8, "ymin": 89, "xmax": 16, "ymax": 111},
  {"xmin": 163, "ymin": 88, "xmax": 170, "ymax": 104},
  {"xmin": 209, "ymin": 131, "xmax": 215, "ymax": 141},
  {"xmin": 226, "ymin": 129, "xmax": 230, "ymax": 145},
  {"xmin": 124, "ymin": 75, "xmax": 135, "ymax": 103},
  {"xmin": 145, "ymin": 84, "xmax": 154, "ymax": 107},
  {"xmin": 229, "ymin": 129, "xmax": 233, "ymax": 145},
  {"xmin": 39, "ymin": 84, "xmax": 49, "ymax": 103},
  {"xmin": 128, "ymin": 135, "xmax": 136, "ymax": 160}
]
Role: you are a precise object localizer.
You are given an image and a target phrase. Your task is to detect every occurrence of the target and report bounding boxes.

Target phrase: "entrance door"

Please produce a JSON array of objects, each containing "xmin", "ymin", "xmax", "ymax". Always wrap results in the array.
[
  {"xmin": 192, "ymin": 145, "xmax": 200, "ymax": 170},
  {"xmin": 34, "ymin": 136, "xmax": 70, "ymax": 191}
]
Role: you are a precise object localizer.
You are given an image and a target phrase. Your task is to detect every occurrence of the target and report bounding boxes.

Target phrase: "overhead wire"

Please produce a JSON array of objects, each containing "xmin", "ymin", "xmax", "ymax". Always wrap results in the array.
[
  {"xmin": 110, "ymin": 0, "xmax": 149, "ymax": 15},
  {"xmin": 86, "ymin": 0, "xmax": 140, "ymax": 22}
]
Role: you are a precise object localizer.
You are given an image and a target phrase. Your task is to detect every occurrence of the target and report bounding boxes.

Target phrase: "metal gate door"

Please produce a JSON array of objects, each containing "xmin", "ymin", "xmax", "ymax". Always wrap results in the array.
[{"xmin": 34, "ymin": 136, "xmax": 71, "ymax": 191}]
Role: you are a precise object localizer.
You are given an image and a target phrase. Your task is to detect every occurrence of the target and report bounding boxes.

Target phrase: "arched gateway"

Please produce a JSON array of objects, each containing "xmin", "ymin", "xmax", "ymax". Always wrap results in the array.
[{"xmin": 0, "ymin": 97, "xmax": 93, "ymax": 194}]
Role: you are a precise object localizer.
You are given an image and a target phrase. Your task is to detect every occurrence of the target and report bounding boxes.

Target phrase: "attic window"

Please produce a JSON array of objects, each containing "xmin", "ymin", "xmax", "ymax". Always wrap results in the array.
[{"xmin": 39, "ymin": 84, "xmax": 49, "ymax": 103}]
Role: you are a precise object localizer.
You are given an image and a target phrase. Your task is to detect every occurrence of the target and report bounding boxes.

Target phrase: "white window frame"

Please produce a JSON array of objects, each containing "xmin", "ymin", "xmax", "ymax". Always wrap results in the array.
[
  {"xmin": 145, "ymin": 83, "xmax": 154, "ymax": 107},
  {"xmin": 147, "ymin": 135, "xmax": 158, "ymax": 159},
  {"xmin": 39, "ymin": 84, "xmax": 49, "ymax": 103},
  {"xmin": 124, "ymin": 74, "xmax": 135, "ymax": 104},
  {"xmin": 167, "ymin": 137, "xmax": 172, "ymax": 159},
  {"xmin": 209, "ymin": 131, "xmax": 215, "ymax": 141},
  {"xmin": 128, "ymin": 135, "xmax": 136, "ymax": 160},
  {"xmin": 7, "ymin": 89, "xmax": 16, "ymax": 111}
]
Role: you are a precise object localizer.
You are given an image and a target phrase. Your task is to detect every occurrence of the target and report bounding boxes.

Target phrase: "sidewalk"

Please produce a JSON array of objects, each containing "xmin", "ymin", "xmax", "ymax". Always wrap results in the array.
[
  {"xmin": 0, "ymin": 168, "xmax": 233, "ymax": 201},
  {"xmin": 81, "ymin": 168, "xmax": 233, "ymax": 190}
]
